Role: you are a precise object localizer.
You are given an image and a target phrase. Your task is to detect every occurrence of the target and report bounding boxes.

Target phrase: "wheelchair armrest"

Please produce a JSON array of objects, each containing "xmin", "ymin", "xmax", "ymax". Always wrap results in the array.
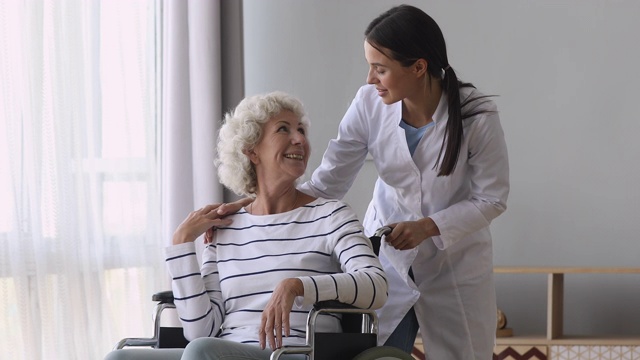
[
  {"xmin": 112, "ymin": 290, "xmax": 186, "ymax": 350},
  {"xmin": 271, "ymin": 303, "xmax": 380, "ymax": 360},
  {"xmin": 152, "ymin": 290, "xmax": 175, "ymax": 304},
  {"xmin": 312, "ymin": 301, "xmax": 379, "ymax": 334},
  {"xmin": 313, "ymin": 300, "xmax": 358, "ymax": 311}
]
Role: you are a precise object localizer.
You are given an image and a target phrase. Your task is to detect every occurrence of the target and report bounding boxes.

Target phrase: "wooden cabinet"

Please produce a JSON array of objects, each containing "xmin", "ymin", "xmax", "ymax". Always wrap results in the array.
[{"xmin": 493, "ymin": 267, "xmax": 640, "ymax": 360}]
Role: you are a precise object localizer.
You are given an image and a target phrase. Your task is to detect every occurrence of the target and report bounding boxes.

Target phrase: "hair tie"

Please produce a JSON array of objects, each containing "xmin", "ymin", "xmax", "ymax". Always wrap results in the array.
[{"xmin": 441, "ymin": 65, "xmax": 451, "ymax": 79}]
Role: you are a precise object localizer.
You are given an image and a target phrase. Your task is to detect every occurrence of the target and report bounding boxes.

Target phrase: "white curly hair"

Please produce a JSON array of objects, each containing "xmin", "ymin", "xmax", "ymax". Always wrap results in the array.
[{"xmin": 215, "ymin": 91, "xmax": 310, "ymax": 197}]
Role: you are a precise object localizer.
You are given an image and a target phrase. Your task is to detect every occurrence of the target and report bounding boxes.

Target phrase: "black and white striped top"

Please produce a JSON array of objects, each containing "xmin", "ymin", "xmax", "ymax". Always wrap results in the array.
[{"xmin": 164, "ymin": 198, "xmax": 388, "ymax": 346}]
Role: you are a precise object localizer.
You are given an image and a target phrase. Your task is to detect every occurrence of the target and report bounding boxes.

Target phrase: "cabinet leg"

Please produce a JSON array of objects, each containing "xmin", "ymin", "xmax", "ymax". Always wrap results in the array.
[{"xmin": 547, "ymin": 273, "xmax": 564, "ymax": 340}]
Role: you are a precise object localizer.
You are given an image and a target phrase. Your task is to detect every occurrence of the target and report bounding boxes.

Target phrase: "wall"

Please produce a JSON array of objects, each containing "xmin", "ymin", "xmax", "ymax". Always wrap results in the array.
[{"xmin": 242, "ymin": 0, "xmax": 640, "ymax": 336}]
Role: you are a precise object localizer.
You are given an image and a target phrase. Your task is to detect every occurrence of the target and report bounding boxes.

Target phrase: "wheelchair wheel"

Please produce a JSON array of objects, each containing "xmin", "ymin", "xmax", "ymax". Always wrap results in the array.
[{"xmin": 352, "ymin": 345, "xmax": 415, "ymax": 360}]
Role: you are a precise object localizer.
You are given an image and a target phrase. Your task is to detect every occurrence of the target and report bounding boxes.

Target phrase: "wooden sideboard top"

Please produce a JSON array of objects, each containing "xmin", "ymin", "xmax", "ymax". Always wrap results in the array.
[{"xmin": 494, "ymin": 266, "xmax": 640, "ymax": 274}]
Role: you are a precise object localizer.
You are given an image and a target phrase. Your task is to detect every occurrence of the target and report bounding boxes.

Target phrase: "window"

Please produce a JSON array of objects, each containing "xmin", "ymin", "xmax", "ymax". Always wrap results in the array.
[{"xmin": 0, "ymin": 1, "xmax": 165, "ymax": 358}]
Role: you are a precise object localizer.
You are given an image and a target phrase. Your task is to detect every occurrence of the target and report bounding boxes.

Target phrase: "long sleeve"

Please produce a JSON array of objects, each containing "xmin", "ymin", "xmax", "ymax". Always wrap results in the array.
[
  {"xmin": 164, "ymin": 242, "xmax": 224, "ymax": 341},
  {"xmin": 171, "ymin": 198, "xmax": 389, "ymax": 345},
  {"xmin": 295, "ymin": 203, "xmax": 388, "ymax": 310},
  {"xmin": 299, "ymin": 88, "xmax": 371, "ymax": 200}
]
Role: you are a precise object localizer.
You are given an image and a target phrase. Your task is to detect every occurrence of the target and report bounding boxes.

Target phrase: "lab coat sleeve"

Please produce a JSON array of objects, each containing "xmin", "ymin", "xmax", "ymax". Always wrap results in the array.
[
  {"xmin": 299, "ymin": 88, "xmax": 370, "ymax": 199},
  {"xmin": 429, "ymin": 108, "xmax": 510, "ymax": 249}
]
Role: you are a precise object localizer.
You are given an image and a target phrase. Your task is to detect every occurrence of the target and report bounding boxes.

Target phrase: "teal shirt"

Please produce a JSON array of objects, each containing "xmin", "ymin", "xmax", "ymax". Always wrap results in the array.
[{"xmin": 399, "ymin": 120, "xmax": 434, "ymax": 156}]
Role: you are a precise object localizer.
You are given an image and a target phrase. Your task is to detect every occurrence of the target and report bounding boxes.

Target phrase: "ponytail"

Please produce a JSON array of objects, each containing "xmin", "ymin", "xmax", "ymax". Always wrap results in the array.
[
  {"xmin": 435, "ymin": 66, "xmax": 462, "ymax": 176},
  {"xmin": 435, "ymin": 67, "xmax": 495, "ymax": 176}
]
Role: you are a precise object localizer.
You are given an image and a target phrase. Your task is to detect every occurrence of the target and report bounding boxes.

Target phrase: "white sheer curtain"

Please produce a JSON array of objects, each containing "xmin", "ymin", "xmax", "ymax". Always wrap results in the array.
[
  {"xmin": 0, "ymin": 0, "xmax": 226, "ymax": 358},
  {"xmin": 0, "ymin": 0, "xmax": 165, "ymax": 358},
  {"xmin": 162, "ymin": 0, "xmax": 224, "ymax": 247}
]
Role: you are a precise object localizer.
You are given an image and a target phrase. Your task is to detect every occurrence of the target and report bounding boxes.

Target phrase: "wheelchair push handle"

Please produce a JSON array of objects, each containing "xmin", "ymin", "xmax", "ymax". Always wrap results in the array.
[
  {"xmin": 373, "ymin": 226, "xmax": 392, "ymax": 238},
  {"xmin": 369, "ymin": 226, "xmax": 392, "ymax": 256}
]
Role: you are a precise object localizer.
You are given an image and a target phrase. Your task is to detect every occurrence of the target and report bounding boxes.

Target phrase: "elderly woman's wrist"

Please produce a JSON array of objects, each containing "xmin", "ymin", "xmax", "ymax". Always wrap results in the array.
[
  {"xmin": 172, "ymin": 231, "xmax": 194, "ymax": 245},
  {"xmin": 288, "ymin": 278, "xmax": 304, "ymax": 297}
]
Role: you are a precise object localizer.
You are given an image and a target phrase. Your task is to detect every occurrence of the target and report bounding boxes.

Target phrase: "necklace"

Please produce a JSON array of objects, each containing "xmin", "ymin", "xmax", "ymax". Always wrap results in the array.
[{"xmin": 250, "ymin": 190, "xmax": 298, "ymax": 215}]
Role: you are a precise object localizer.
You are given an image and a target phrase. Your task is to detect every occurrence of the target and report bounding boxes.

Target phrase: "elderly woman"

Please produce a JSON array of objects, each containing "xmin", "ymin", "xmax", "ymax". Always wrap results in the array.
[{"xmin": 105, "ymin": 91, "xmax": 388, "ymax": 360}]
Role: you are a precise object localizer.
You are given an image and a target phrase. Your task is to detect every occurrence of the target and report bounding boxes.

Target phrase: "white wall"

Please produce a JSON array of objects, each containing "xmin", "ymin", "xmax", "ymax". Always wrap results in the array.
[{"xmin": 242, "ymin": 0, "xmax": 640, "ymax": 336}]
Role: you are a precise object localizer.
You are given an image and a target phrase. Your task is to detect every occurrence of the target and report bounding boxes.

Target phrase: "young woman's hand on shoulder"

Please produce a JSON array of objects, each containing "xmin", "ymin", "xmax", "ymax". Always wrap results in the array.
[
  {"xmin": 200, "ymin": 198, "xmax": 255, "ymax": 244},
  {"xmin": 172, "ymin": 204, "xmax": 234, "ymax": 245}
]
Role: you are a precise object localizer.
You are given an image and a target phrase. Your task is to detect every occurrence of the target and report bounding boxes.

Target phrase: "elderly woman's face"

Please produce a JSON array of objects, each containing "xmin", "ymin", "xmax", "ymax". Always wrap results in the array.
[{"xmin": 250, "ymin": 110, "xmax": 310, "ymax": 185}]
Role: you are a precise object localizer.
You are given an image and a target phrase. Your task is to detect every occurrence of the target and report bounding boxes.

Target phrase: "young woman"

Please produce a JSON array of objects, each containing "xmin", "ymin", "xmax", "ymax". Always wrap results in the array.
[{"xmin": 303, "ymin": 5, "xmax": 509, "ymax": 359}]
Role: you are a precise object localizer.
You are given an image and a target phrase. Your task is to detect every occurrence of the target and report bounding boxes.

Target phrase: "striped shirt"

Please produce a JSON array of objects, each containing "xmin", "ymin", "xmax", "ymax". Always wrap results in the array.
[{"xmin": 164, "ymin": 198, "xmax": 388, "ymax": 346}]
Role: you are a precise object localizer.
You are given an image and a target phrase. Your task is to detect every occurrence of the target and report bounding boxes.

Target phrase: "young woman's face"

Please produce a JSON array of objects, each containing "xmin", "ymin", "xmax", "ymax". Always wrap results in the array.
[
  {"xmin": 251, "ymin": 110, "xmax": 310, "ymax": 185},
  {"xmin": 364, "ymin": 41, "xmax": 418, "ymax": 105}
]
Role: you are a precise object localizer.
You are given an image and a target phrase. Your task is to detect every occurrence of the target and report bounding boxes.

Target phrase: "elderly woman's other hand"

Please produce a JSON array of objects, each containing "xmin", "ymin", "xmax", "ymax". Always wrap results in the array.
[
  {"xmin": 172, "ymin": 204, "xmax": 233, "ymax": 245},
  {"xmin": 259, "ymin": 278, "xmax": 304, "ymax": 350}
]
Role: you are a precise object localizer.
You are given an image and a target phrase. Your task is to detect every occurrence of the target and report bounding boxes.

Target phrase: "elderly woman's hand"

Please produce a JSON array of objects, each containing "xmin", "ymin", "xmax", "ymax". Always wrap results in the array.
[
  {"xmin": 259, "ymin": 278, "xmax": 304, "ymax": 351},
  {"xmin": 201, "ymin": 198, "xmax": 254, "ymax": 244},
  {"xmin": 172, "ymin": 204, "xmax": 234, "ymax": 245}
]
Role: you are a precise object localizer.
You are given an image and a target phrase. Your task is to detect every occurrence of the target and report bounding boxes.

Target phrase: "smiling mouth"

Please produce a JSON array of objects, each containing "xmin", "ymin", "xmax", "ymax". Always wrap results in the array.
[{"xmin": 284, "ymin": 154, "xmax": 304, "ymax": 160}]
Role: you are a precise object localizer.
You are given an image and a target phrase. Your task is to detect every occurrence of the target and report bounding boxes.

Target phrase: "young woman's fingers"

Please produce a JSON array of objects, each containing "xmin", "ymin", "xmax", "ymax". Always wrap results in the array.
[
  {"xmin": 200, "ymin": 203, "xmax": 221, "ymax": 214},
  {"xmin": 217, "ymin": 197, "xmax": 253, "ymax": 215}
]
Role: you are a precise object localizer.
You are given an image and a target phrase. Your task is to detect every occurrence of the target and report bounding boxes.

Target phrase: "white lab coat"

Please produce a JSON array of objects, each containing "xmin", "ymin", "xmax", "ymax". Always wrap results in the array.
[{"xmin": 300, "ymin": 84, "xmax": 509, "ymax": 359}]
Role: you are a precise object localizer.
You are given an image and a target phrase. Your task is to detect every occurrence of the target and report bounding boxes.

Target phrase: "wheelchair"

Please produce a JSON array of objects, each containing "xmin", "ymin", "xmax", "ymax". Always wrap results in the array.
[{"xmin": 113, "ymin": 227, "xmax": 414, "ymax": 360}]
